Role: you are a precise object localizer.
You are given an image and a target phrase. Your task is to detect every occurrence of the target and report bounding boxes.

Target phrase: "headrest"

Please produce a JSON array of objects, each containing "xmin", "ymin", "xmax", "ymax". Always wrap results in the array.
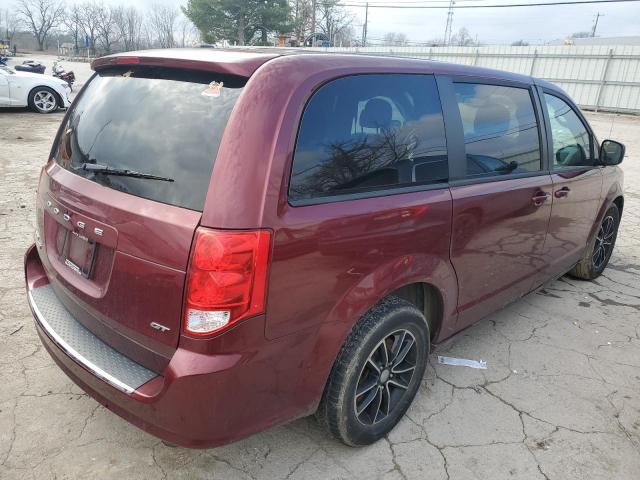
[{"xmin": 360, "ymin": 98, "xmax": 393, "ymax": 129}]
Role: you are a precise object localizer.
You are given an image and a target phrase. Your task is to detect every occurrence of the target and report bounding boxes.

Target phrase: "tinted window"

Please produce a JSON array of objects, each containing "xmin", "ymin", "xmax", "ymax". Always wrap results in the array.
[
  {"xmin": 454, "ymin": 83, "xmax": 541, "ymax": 178},
  {"xmin": 544, "ymin": 93, "xmax": 593, "ymax": 168},
  {"xmin": 54, "ymin": 67, "xmax": 245, "ymax": 211},
  {"xmin": 290, "ymin": 75, "xmax": 447, "ymax": 201}
]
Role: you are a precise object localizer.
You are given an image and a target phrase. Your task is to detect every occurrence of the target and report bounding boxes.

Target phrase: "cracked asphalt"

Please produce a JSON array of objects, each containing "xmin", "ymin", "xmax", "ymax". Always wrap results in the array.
[{"xmin": 1, "ymin": 61, "xmax": 639, "ymax": 478}]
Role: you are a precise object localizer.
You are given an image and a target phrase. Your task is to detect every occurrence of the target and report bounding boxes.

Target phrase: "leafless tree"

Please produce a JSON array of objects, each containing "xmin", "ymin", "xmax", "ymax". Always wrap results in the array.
[
  {"xmin": 383, "ymin": 32, "xmax": 409, "ymax": 47},
  {"xmin": 95, "ymin": 4, "xmax": 120, "ymax": 54},
  {"xmin": 16, "ymin": 0, "xmax": 65, "ymax": 51},
  {"xmin": 333, "ymin": 25, "xmax": 357, "ymax": 47},
  {"xmin": 2, "ymin": 9, "xmax": 23, "ymax": 45},
  {"xmin": 62, "ymin": 4, "xmax": 82, "ymax": 54},
  {"xmin": 148, "ymin": 4, "xmax": 178, "ymax": 48},
  {"xmin": 291, "ymin": 0, "xmax": 313, "ymax": 45},
  {"xmin": 78, "ymin": 2, "xmax": 101, "ymax": 53},
  {"xmin": 177, "ymin": 15, "xmax": 198, "ymax": 48},
  {"xmin": 112, "ymin": 6, "xmax": 143, "ymax": 52},
  {"xmin": 450, "ymin": 27, "xmax": 476, "ymax": 47},
  {"xmin": 316, "ymin": 0, "xmax": 353, "ymax": 46}
]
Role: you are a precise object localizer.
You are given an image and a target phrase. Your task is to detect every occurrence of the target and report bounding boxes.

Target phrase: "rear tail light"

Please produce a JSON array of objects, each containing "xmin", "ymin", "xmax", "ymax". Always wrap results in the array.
[{"xmin": 184, "ymin": 228, "xmax": 271, "ymax": 336}]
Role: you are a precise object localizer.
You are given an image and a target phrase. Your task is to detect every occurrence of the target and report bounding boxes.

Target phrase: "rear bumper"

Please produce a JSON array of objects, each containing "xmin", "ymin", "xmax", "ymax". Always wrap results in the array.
[{"xmin": 25, "ymin": 244, "xmax": 322, "ymax": 447}]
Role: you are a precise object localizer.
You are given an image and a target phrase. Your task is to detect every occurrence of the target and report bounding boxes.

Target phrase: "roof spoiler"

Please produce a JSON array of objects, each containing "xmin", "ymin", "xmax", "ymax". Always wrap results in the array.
[{"xmin": 91, "ymin": 53, "xmax": 273, "ymax": 78}]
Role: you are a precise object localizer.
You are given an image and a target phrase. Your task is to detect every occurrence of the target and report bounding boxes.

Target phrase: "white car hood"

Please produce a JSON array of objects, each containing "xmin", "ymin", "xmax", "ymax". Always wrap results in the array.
[{"xmin": 14, "ymin": 70, "xmax": 68, "ymax": 87}]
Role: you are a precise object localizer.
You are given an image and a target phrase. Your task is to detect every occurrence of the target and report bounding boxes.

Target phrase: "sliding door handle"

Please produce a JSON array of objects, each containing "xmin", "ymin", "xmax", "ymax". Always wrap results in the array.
[
  {"xmin": 554, "ymin": 187, "xmax": 571, "ymax": 199},
  {"xmin": 531, "ymin": 192, "xmax": 550, "ymax": 207}
]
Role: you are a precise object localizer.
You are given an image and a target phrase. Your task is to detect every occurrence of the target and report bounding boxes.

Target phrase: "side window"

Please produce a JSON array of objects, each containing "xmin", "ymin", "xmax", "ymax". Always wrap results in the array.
[
  {"xmin": 289, "ymin": 75, "xmax": 447, "ymax": 202},
  {"xmin": 453, "ymin": 83, "xmax": 542, "ymax": 178},
  {"xmin": 544, "ymin": 93, "xmax": 594, "ymax": 168}
]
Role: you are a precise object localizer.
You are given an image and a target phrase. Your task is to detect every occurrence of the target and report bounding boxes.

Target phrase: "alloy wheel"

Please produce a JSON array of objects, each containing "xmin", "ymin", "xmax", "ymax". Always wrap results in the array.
[
  {"xmin": 33, "ymin": 91, "xmax": 57, "ymax": 113},
  {"xmin": 593, "ymin": 215, "xmax": 615, "ymax": 270},
  {"xmin": 354, "ymin": 329, "xmax": 418, "ymax": 425}
]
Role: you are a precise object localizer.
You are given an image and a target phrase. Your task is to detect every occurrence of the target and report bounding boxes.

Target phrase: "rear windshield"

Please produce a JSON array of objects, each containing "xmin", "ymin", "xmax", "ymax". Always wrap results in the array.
[{"xmin": 54, "ymin": 67, "xmax": 245, "ymax": 211}]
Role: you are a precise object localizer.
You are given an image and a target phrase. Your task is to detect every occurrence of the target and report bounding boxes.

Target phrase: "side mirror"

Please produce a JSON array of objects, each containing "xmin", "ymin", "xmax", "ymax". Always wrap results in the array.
[{"xmin": 600, "ymin": 139, "xmax": 625, "ymax": 166}]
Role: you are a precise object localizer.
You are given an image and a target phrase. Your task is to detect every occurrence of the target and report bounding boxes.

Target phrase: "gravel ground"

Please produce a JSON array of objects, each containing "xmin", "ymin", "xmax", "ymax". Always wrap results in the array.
[{"xmin": 0, "ymin": 56, "xmax": 639, "ymax": 479}]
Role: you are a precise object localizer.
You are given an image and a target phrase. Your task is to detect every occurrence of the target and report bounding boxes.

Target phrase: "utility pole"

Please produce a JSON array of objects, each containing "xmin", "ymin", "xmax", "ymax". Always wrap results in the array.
[
  {"xmin": 444, "ymin": 0, "xmax": 455, "ymax": 46},
  {"xmin": 362, "ymin": 2, "xmax": 369, "ymax": 47},
  {"xmin": 591, "ymin": 12, "xmax": 603, "ymax": 37}
]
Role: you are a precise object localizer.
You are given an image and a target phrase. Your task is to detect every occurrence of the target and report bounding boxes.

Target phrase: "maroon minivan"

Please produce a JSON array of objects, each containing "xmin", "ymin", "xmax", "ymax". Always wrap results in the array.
[{"xmin": 24, "ymin": 49, "xmax": 625, "ymax": 447}]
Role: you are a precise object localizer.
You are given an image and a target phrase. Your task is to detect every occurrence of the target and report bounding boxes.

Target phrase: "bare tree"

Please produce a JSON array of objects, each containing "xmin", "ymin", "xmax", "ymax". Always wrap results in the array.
[
  {"xmin": 333, "ymin": 24, "xmax": 356, "ymax": 47},
  {"xmin": 450, "ymin": 27, "xmax": 476, "ymax": 47},
  {"xmin": 62, "ymin": 4, "xmax": 82, "ymax": 54},
  {"xmin": 148, "ymin": 4, "xmax": 178, "ymax": 48},
  {"xmin": 16, "ymin": 0, "xmax": 65, "ymax": 51},
  {"xmin": 95, "ymin": 4, "xmax": 119, "ymax": 54},
  {"xmin": 112, "ymin": 6, "xmax": 143, "ymax": 52},
  {"xmin": 2, "ymin": 9, "xmax": 23, "ymax": 45},
  {"xmin": 79, "ymin": 2, "xmax": 100, "ymax": 54},
  {"xmin": 316, "ymin": 0, "xmax": 353, "ymax": 46},
  {"xmin": 177, "ymin": 15, "xmax": 198, "ymax": 48},
  {"xmin": 291, "ymin": 0, "xmax": 314, "ymax": 45},
  {"xmin": 383, "ymin": 32, "xmax": 409, "ymax": 47}
]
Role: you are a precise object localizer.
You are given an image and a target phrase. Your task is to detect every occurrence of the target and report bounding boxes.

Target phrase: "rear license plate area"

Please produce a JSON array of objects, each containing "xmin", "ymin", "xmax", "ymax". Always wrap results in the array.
[{"xmin": 59, "ymin": 229, "xmax": 97, "ymax": 278}]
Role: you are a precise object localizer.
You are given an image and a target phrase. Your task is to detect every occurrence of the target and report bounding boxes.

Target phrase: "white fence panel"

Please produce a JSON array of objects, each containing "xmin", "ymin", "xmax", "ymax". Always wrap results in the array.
[{"xmin": 307, "ymin": 45, "xmax": 640, "ymax": 113}]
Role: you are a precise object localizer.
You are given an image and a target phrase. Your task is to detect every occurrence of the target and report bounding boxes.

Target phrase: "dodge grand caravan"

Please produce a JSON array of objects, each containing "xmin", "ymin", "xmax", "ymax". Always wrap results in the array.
[{"xmin": 24, "ymin": 49, "xmax": 625, "ymax": 447}]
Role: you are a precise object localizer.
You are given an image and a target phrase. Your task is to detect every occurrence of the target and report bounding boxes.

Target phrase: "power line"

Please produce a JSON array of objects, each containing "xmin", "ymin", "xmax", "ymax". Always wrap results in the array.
[{"xmin": 340, "ymin": 0, "xmax": 640, "ymax": 8}]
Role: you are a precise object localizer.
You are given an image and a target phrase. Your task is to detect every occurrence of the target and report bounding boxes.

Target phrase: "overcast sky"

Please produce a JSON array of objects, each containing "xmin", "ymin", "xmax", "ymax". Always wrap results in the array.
[
  {"xmin": 10, "ymin": 0, "xmax": 640, "ymax": 45},
  {"xmin": 347, "ymin": 1, "xmax": 640, "ymax": 45},
  {"xmin": 121, "ymin": 0, "xmax": 640, "ymax": 45}
]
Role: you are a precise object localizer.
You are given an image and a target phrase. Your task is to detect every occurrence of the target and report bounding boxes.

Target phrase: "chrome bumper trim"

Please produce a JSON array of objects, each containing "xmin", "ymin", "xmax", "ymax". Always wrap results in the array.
[{"xmin": 28, "ymin": 285, "xmax": 156, "ymax": 394}]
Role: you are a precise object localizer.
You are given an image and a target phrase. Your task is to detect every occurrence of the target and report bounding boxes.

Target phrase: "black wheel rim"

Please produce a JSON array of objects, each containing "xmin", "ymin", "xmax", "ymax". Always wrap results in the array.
[
  {"xmin": 354, "ymin": 329, "xmax": 418, "ymax": 426},
  {"xmin": 593, "ymin": 215, "xmax": 615, "ymax": 270}
]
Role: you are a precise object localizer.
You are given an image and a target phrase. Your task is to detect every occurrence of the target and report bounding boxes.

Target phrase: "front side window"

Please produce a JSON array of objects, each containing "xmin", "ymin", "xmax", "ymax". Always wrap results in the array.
[
  {"xmin": 544, "ymin": 93, "xmax": 594, "ymax": 168},
  {"xmin": 290, "ymin": 74, "xmax": 447, "ymax": 202},
  {"xmin": 454, "ymin": 83, "xmax": 541, "ymax": 178}
]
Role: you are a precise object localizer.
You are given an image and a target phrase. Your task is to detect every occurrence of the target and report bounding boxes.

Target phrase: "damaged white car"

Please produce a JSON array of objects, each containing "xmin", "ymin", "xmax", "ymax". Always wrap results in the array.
[{"xmin": 0, "ymin": 65, "xmax": 71, "ymax": 113}]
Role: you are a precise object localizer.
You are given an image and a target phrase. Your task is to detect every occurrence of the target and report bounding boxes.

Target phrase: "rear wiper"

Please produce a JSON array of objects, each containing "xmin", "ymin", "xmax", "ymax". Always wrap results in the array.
[{"xmin": 76, "ymin": 162, "xmax": 174, "ymax": 182}]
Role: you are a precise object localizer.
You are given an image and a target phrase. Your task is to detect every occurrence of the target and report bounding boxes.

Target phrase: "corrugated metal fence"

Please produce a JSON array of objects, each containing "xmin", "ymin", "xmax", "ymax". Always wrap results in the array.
[{"xmin": 308, "ymin": 45, "xmax": 640, "ymax": 114}]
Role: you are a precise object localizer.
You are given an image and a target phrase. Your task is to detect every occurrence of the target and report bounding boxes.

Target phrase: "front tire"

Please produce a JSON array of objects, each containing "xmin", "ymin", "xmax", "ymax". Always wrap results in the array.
[
  {"xmin": 28, "ymin": 87, "xmax": 59, "ymax": 114},
  {"xmin": 569, "ymin": 204, "xmax": 620, "ymax": 280},
  {"xmin": 316, "ymin": 296, "xmax": 430, "ymax": 446}
]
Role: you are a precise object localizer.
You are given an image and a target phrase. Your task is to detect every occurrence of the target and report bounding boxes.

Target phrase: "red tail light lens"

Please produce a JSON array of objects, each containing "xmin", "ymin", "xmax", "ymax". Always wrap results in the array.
[{"xmin": 184, "ymin": 228, "xmax": 271, "ymax": 336}]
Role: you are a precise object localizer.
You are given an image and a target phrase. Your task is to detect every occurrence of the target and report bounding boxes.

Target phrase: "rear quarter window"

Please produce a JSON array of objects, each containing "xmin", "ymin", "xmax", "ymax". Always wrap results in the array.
[
  {"xmin": 54, "ymin": 67, "xmax": 245, "ymax": 211},
  {"xmin": 289, "ymin": 74, "xmax": 448, "ymax": 203}
]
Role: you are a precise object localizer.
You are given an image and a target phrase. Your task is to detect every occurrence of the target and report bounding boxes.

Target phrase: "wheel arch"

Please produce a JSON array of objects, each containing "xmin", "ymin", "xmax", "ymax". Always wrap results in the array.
[
  {"xmin": 587, "ymin": 177, "xmax": 624, "ymax": 242},
  {"xmin": 300, "ymin": 255, "xmax": 457, "ymax": 414},
  {"xmin": 613, "ymin": 195, "xmax": 624, "ymax": 216},
  {"xmin": 386, "ymin": 282, "xmax": 444, "ymax": 342}
]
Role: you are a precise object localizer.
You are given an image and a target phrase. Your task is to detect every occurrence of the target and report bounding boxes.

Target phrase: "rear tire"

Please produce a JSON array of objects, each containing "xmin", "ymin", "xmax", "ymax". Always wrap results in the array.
[
  {"xmin": 569, "ymin": 204, "xmax": 620, "ymax": 280},
  {"xmin": 316, "ymin": 296, "xmax": 429, "ymax": 446},
  {"xmin": 28, "ymin": 87, "xmax": 59, "ymax": 114}
]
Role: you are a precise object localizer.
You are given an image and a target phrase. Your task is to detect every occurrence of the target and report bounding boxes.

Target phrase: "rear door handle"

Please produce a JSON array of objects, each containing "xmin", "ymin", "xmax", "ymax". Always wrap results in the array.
[
  {"xmin": 554, "ymin": 187, "xmax": 571, "ymax": 199},
  {"xmin": 531, "ymin": 192, "xmax": 550, "ymax": 207}
]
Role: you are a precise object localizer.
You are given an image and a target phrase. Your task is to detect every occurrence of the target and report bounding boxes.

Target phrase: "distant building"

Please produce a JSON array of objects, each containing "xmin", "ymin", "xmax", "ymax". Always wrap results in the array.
[{"xmin": 58, "ymin": 42, "xmax": 75, "ymax": 56}]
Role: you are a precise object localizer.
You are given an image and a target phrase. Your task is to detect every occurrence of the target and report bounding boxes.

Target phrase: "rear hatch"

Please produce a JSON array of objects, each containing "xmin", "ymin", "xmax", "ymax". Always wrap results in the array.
[{"xmin": 35, "ymin": 65, "xmax": 246, "ymax": 372}]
